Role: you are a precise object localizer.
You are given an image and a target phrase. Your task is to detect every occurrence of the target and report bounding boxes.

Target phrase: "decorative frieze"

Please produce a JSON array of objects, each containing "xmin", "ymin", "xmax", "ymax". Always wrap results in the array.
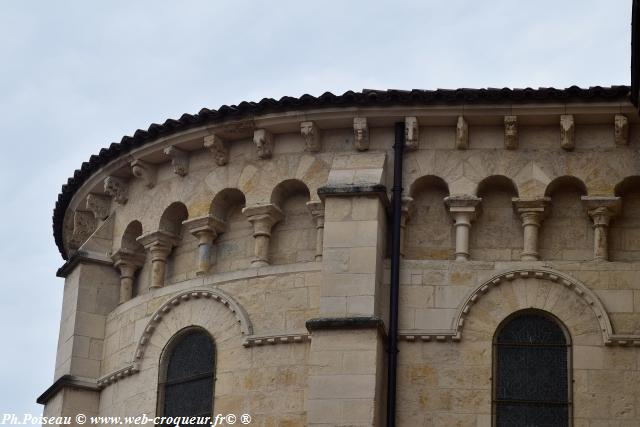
[
  {"xmin": 614, "ymin": 114, "xmax": 629, "ymax": 146},
  {"xmin": 560, "ymin": 114, "xmax": 575, "ymax": 151},
  {"xmin": 253, "ymin": 129, "xmax": 274, "ymax": 159},
  {"xmin": 103, "ymin": 176, "xmax": 128, "ymax": 205},
  {"xmin": 353, "ymin": 117, "xmax": 369, "ymax": 151},
  {"xmin": 512, "ymin": 197, "xmax": 550, "ymax": 261},
  {"xmin": 203, "ymin": 134, "xmax": 229, "ymax": 166},
  {"xmin": 85, "ymin": 193, "xmax": 111, "ymax": 221},
  {"xmin": 136, "ymin": 230, "xmax": 181, "ymax": 289},
  {"xmin": 242, "ymin": 204, "xmax": 283, "ymax": 267},
  {"xmin": 404, "ymin": 117, "xmax": 419, "ymax": 151},
  {"xmin": 130, "ymin": 159, "xmax": 156, "ymax": 189},
  {"xmin": 455, "ymin": 116, "xmax": 468, "ymax": 150},
  {"xmin": 504, "ymin": 115, "xmax": 518, "ymax": 150},
  {"xmin": 301, "ymin": 121, "xmax": 321, "ymax": 152},
  {"xmin": 163, "ymin": 146, "xmax": 189, "ymax": 176},
  {"xmin": 582, "ymin": 196, "xmax": 621, "ymax": 262},
  {"xmin": 111, "ymin": 249, "xmax": 145, "ymax": 304},
  {"xmin": 444, "ymin": 195, "xmax": 481, "ymax": 261},
  {"xmin": 182, "ymin": 215, "xmax": 227, "ymax": 275},
  {"xmin": 306, "ymin": 201, "xmax": 325, "ymax": 261},
  {"xmin": 244, "ymin": 333, "xmax": 311, "ymax": 347}
]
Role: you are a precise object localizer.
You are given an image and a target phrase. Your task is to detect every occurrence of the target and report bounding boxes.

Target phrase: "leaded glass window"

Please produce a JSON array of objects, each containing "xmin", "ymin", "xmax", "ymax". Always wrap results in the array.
[
  {"xmin": 159, "ymin": 328, "xmax": 215, "ymax": 423},
  {"xmin": 493, "ymin": 310, "xmax": 571, "ymax": 427}
]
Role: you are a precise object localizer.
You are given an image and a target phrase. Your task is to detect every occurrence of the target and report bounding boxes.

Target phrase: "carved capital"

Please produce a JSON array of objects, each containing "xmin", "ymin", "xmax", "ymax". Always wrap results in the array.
[
  {"xmin": 306, "ymin": 201, "xmax": 325, "ymax": 228},
  {"xmin": 614, "ymin": 114, "xmax": 629, "ymax": 146},
  {"xmin": 512, "ymin": 197, "xmax": 551, "ymax": 225},
  {"xmin": 130, "ymin": 159, "xmax": 157, "ymax": 188},
  {"xmin": 504, "ymin": 115, "xmax": 518, "ymax": 150},
  {"xmin": 163, "ymin": 146, "xmax": 189, "ymax": 176},
  {"xmin": 560, "ymin": 114, "xmax": 575, "ymax": 151},
  {"xmin": 400, "ymin": 196, "xmax": 415, "ymax": 226},
  {"xmin": 68, "ymin": 210, "xmax": 97, "ymax": 250},
  {"xmin": 111, "ymin": 249, "xmax": 145, "ymax": 273},
  {"xmin": 85, "ymin": 193, "xmax": 111, "ymax": 221},
  {"xmin": 103, "ymin": 176, "xmax": 128, "ymax": 205},
  {"xmin": 204, "ymin": 134, "xmax": 229, "ymax": 166},
  {"xmin": 353, "ymin": 117, "xmax": 369, "ymax": 151},
  {"xmin": 253, "ymin": 129, "xmax": 274, "ymax": 159},
  {"xmin": 183, "ymin": 215, "xmax": 227, "ymax": 242},
  {"xmin": 456, "ymin": 116, "xmax": 468, "ymax": 150},
  {"xmin": 444, "ymin": 195, "xmax": 481, "ymax": 220},
  {"xmin": 137, "ymin": 230, "xmax": 180, "ymax": 259},
  {"xmin": 242, "ymin": 204, "xmax": 284, "ymax": 236},
  {"xmin": 405, "ymin": 117, "xmax": 419, "ymax": 151},
  {"xmin": 582, "ymin": 196, "xmax": 620, "ymax": 227},
  {"xmin": 301, "ymin": 121, "xmax": 321, "ymax": 152}
]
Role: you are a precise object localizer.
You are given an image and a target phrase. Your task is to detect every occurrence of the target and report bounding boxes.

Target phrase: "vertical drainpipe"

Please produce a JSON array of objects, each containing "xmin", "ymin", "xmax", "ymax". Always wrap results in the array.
[{"xmin": 386, "ymin": 121, "xmax": 404, "ymax": 427}]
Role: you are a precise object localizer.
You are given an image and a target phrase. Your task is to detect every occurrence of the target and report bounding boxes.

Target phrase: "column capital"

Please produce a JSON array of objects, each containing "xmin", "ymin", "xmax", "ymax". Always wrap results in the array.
[
  {"xmin": 581, "ymin": 196, "xmax": 621, "ymax": 225},
  {"xmin": 401, "ymin": 196, "xmax": 415, "ymax": 223},
  {"xmin": 444, "ymin": 195, "xmax": 482, "ymax": 218},
  {"xmin": 111, "ymin": 249, "xmax": 145, "ymax": 270},
  {"xmin": 182, "ymin": 215, "xmax": 227, "ymax": 240},
  {"xmin": 513, "ymin": 197, "xmax": 551, "ymax": 224},
  {"xmin": 242, "ymin": 204, "xmax": 284, "ymax": 236},
  {"xmin": 137, "ymin": 230, "xmax": 181, "ymax": 256},
  {"xmin": 306, "ymin": 200, "xmax": 325, "ymax": 219}
]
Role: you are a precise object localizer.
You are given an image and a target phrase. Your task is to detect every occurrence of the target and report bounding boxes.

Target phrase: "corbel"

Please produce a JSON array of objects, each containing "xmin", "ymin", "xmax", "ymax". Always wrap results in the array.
[
  {"xmin": 456, "ymin": 116, "xmax": 468, "ymax": 150},
  {"xmin": 614, "ymin": 114, "xmax": 629, "ymax": 146},
  {"xmin": 353, "ymin": 117, "xmax": 369, "ymax": 151},
  {"xmin": 253, "ymin": 129, "xmax": 274, "ymax": 159},
  {"xmin": 163, "ymin": 146, "xmax": 189, "ymax": 176},
  {"xmin": 504, "ymin": 115, "xmax": 518, "ymax": 150},
  {"xmin": 560, "ymin": 114, "xmax": 575, "ymax": 151},
  {"xmin": 85, "ymin": 193, "xmax": 111, "ymax": 221},
  {"xmin": 301, "ymin": 121, "xmax": 321, "ymax": 152},
  {"xmin": 404, "ymin": 117, "xmax": 419, "ymax": 151},
  {"xmin": 103, "ymin": 176, "xmax": 129, "ymax": 205},
  {"xmin": 130, "ymin": 159, "xmax": 157, "ymax": 188},
  {"xmin": 204, "ymin": 133, "xmax": 229, "ymax": 166},
  {"xmin": 68, "ymin": 210, "xmax": 97, "ymax": 251}
]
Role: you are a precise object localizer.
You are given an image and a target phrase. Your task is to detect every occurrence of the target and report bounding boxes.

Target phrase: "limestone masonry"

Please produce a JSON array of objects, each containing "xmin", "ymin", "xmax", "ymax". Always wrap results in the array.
[{"xmin": 42, "ymin": 87, "xmax": 640, "ymax": 426}]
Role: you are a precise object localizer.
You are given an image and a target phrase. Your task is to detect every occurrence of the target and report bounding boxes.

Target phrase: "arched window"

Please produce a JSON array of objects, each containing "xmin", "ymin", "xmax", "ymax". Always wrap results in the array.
[
  {"xmin": 493, "ymin": 310, "xmax": 571, "ymax": 426},
  {"xmin": 158, "ymin": 328, "xmax": 215, "ymax": 422}
]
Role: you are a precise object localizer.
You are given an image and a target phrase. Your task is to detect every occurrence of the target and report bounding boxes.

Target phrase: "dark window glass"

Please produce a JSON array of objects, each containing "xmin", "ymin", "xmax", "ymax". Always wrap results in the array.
[
  {"xmin": 494, "ymin": 312, "xmax": 570, "ymax": 427},
  {"xmin": 161, "ymin": 330, "xmax": 215, "ymax": 423}
]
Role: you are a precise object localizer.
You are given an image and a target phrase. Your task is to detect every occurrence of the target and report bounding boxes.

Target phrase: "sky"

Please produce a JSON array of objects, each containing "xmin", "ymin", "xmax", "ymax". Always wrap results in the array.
[{"xmin": 0, "ymin": 0, "xmax": 632, "ymax": 417}]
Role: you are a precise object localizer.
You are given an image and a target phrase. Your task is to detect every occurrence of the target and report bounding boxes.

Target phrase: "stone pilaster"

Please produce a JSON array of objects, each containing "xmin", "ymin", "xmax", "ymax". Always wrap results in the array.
[
  {"xmin": 182, "ymin": 215, "xmax": 227, "ymax": 275},
  {"xmin": 306, "ymin": 201, "xmax": 325, "ymax": 261},
  {"xmin": 445, "ymin": 195, "xmax": 481, "ymax": 261},
  {"xmin": 136, "ymin": 230, "xmax": 181, "ymax": 289},
  {"xmin": 111, "ymin": 249, "xmax": 145, "ymax": 304},
  {"xmin": 242, "ymin": 204, "xmax": 283, "ymax": 267},
  {"xmin": 513, "ymin": 197, "xmax": 550, "ymax": 261},
  {"xmin": 582, "ymin": 196, "xmax": 621, "ymax": 262}
]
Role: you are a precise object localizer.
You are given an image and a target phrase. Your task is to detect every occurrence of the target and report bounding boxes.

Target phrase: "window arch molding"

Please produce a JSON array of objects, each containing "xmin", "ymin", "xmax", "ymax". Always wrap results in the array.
[
  {"xmin": 492, "ymin": 308, "xmax": 572, "ymax": 427},
  {"xmin": 157, "ymin": 326, "xmax": 216, "ymax": 421}
]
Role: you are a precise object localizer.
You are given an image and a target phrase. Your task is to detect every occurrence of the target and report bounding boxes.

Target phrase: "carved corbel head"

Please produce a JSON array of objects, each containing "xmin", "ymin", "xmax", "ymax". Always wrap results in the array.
[
  {"xmin": 301, "ymin": 121, "xmax": 321, "ymax": 152},
  {"xmin": 253, "ymin": 129, "xmax": 274, "ymax": 159},
  {"xmin": 130, "ymin": 159, "xmax": 157, "ymax": 188},
  {"xmin": 560, "ymin": 114, "xmax": 575, "ymax": 151},
  {"xmin": 85, "ymin": 193, "xmax": 111, "ymax": 220},
  {"xmin": 104, "ymin": 176, "xmax": 129, "ymax": 205},
  {"xmin": 504, "ymin": 115, "xmax": 518, "ymax": 150},
  {"xmin": 163, "ymin": 146, "xmax": 189, "ymax": 176},
  {"xmin": 204, "ymin": 134, "xmax": 229, "ymax": 166},
  {"xmin": 353, "ymin": 117, "xmax": 369, "ymax": 151},
  {"xmin": 68, "ymin": 210, "xmax": 97, "ymax": 250},
  {"xmin": 456, "ymin": 116, "xmax": 468, "ymax": 150},
  {"xmin": 614, "ymin": 114, "xmax": 629, "ymax": 146},
  {"xmin": 404, "ymin": 117, "xmax": 419, "ymax": 151}
]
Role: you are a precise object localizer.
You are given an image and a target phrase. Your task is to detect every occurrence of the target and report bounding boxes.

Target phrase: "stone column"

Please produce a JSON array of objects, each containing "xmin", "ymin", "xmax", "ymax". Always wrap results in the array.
[
  {"xmin": 111, "ymin": 249, "xmax": 145, "ymax": 303},
  {"xmin": 513, "ymin": 197, "xmax": 550, "ymax": 261},
  {"xmin": 582, "ymin": 196, "xmax": 620, "ymax": 262},
  {"xmin": 242, "ymin": 204, "xmax": 283, "ymax": 268},
  {"xmin": 400, "ymin": 196, "xmax": 415, "ymax": 257},
  {"xmin": 444, "ymin": 196, "xmax": 482, "ymax": 261},
  {"xmin": 306, "ymin": 201, "xmax": 325, "ymax": 261},
  {"xmin": 182, "ymin": 215, "xmax": 227, "ymax": 275},
  {"xmin": 137, "ymin": 230, "xmax": 181, "ymax": 289}
]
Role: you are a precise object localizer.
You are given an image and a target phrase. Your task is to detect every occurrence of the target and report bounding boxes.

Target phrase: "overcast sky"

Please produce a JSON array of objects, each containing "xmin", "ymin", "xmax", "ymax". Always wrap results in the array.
[{"xmin": 0, "ymin": 0, "xmax": 632, "ymax": 417}]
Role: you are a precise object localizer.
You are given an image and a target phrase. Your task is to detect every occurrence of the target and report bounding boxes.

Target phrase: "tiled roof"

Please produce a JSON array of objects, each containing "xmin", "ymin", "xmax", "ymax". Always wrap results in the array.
[{"xmin": 52, "ymin": 85, "xmax": 631, "ymax": 259}]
